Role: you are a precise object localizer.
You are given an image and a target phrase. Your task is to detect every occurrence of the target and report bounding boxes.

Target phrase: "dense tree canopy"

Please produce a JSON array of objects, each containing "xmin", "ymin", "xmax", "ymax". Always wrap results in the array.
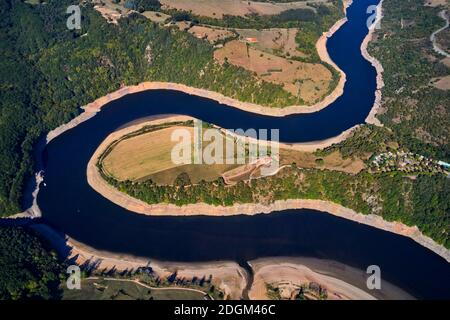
[
  {"xmin": 368, "ymin": 0, "xmax": 450, "ymax": 160},
  {"xmin": 0, "ymin": 227, "xmax": 65, "ymax": 300}
]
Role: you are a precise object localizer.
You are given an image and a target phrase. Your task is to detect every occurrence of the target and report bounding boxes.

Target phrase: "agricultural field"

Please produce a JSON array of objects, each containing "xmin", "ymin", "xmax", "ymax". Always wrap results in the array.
[
  {"xmin": 234, "ymin": 28, "xmax": 307, "ymax": 58},
  {"xmin": 160, "ymin": 0, "xmax": 323, "ymax": 19},
  {"xmin": 430, "ymin": 75, "xmax": 450, "ymax": 90},
  {"xmin": 424, "ymin": 0, "xmax": 448, "ymax": 6},
  {"xmin": 92, "ymin": 0, "xmax": 170, "ymax": 24},
  {"xmin": 141, "ymin": 10, "xmax": 172, "ymax": 23},
  {"xmin": 280, "ymin": 149, "xmax": 367, "ymax": 174},
  {"xmin": 187, "ymin": 25, "xmax": 236, "ymax": 44},
  {"xmin": 100, "ymin": 122, "xmax": 367, "ymax": 187},
  {"xmin": 92, "ymin": 0, "xmax": 131, "ymax": 24},
  {"xmin": 214, "ymin": 40, "xmax": 332, "ymax": 101},
  {"xmin": 102, "ymin": 126, "xmax": 195, "ymax": 181},
  {"xmin": 90, "ymin": 0, "xmax": 342, "ymax": 104},
  {"xmin": 101, "ymin": 125, "xmax": 240, "ymax": 184},
  {"xmin": 141, "ymin": 163, "xmax": 240, "ymax": 185}
]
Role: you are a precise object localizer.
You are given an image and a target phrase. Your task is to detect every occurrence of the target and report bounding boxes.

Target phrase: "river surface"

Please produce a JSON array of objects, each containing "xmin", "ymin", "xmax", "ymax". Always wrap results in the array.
[{"xmin": 35, "ymin": 0, "xmax": 450, "ymax": 299}]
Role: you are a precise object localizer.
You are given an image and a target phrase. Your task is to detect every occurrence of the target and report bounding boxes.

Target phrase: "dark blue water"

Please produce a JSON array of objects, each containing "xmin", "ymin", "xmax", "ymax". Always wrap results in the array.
[{"xmin": 36, "ymin": 0, "xmax": 450, "ymax": 299}]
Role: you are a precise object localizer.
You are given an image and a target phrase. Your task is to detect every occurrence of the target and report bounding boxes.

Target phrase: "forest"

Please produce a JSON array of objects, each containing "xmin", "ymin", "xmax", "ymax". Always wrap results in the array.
[
  {"xmin": 123, "ymin": 0, "xmax": 161, "ymax": 12},
  {"xmin": 368, "ymin": 0, "xmax": 449, "ymax": 160},
  {"xmin": 0, "ymin": 227, "xmax": 65, "ymax": 299}
]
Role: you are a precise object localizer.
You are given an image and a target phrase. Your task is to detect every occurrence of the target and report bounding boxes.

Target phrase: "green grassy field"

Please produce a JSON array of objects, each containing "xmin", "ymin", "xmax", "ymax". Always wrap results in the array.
[
  {"xmin": 62, "ymin": 278, "xmax": 207, "ymax": 300},
  {"xmin": 102, "ymin": 126, "xmax": 195, "ymax": 181},
  {"xmin": 101, "ymin": 124, "xmax": 241, "ymax": 185},
  {"xmin": 140, "ymin": 163, "xmax": 240, "ymax": 185}
]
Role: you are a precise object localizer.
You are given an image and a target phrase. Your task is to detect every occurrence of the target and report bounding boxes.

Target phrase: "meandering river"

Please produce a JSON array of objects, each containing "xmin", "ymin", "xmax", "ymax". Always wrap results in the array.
[{"xmin": 33, "ymin": 0, "xmax": 450, "ymax": 299}]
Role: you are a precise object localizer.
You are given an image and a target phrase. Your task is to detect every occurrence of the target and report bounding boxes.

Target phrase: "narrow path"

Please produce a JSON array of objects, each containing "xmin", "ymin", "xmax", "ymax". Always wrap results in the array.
[
  {"xmin": 86, "ymin": 277, "xmax": 212, "ymax": 299},
  {"xmin": 430, "ymin": 10, "xmax": 450, "ymax": 58}
]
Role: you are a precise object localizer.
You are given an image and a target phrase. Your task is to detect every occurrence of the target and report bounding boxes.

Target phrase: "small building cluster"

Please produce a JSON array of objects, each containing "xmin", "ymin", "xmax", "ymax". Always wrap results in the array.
[{"xmin": 370, "ymin": 151, "xmax": 449, "ymax": 174}]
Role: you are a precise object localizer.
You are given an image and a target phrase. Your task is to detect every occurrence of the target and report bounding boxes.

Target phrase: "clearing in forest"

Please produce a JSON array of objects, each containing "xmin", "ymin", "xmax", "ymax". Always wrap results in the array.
[
  {"xmin": 235, "ymin": 28, "xmax": 307, "ymax": 58},
  {"xmin": 214, "ymin": 40, "xmax": 332, "ymax": 103},
  {"xmin": 160, "ymin": 0, "xmax": 324, "ymax": 19},
  {"xmin": 188, "ymin": 25, "xmax": 236, "ymax": 43}
]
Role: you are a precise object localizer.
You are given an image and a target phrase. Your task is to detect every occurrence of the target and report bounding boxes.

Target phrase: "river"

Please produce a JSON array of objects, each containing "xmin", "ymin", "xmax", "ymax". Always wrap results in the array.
[{"xmin": 33, "ymin": 0, "xmax": 450, "ymax": 299}]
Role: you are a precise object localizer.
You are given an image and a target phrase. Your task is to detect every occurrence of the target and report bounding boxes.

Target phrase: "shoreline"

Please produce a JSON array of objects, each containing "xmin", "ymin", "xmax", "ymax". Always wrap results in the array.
[
  {"xmin": 2, "ymin": 0, "xmax": 445, "ymax": 300},
  {"xmin": 9, "ymin": 171, "xmax": 43, "ymax": 219},
  {"xmin": 42, "ymin": 0, "xmax": 383, "ymax": 155},
  {"xmin": 30, "ymin": 224, "xmax": 247, "ymax": 300},
  {"xmin": 248, "ymin": 257, "xmax": 413, "ymax": 300},
  {"xmin": 47, "ymin": 0, "xmax": 354, "ymax": 126},
  {"xmin": 86, "ymin": 115, "xmax": 449, "ymax": 264},
  {"xmin": 363, "ymin": 0, "xmax": 384, "ymax": 126},
  {"xmin": 88, "ymin": 151, "xmax": 450, "ymax": 264},
  {"xmin": 249, "ymin": 262, "xmax": 377, "ymax": 300},
  {"xmin": 30, "ymin": 223, "xmax": 413, "ymax": 300}
]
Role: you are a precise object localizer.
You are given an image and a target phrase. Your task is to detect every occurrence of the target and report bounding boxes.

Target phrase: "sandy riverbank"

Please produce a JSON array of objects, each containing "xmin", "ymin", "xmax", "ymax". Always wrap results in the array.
[
  {"xmin": 30, "ymin": 224, "xmax": 414, "ymax": 300},
  {"xmin": 363, "ymin": 0, "xmax": 384, "ymax": 126},
  {"xmin": 248, "ymin": 257, "xmax": 413, "ymax": 300},
  {"xmin": 30, "ymin": 223, "xmax": 247, "ymax": 300},
  {"xmin": 43, "ymin": 0, "xmax": 381, "ymax": 170},
  {"xmin": 9, "ymin": 171, "xmax": 43, "ymax": 219},
  {"xmin": 250, "ymin": 263, "xmax": 376, "ymax": 300},
  {"xmin": 46, "ymin": 1, "xmax": 354, "ymax": 125}
]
